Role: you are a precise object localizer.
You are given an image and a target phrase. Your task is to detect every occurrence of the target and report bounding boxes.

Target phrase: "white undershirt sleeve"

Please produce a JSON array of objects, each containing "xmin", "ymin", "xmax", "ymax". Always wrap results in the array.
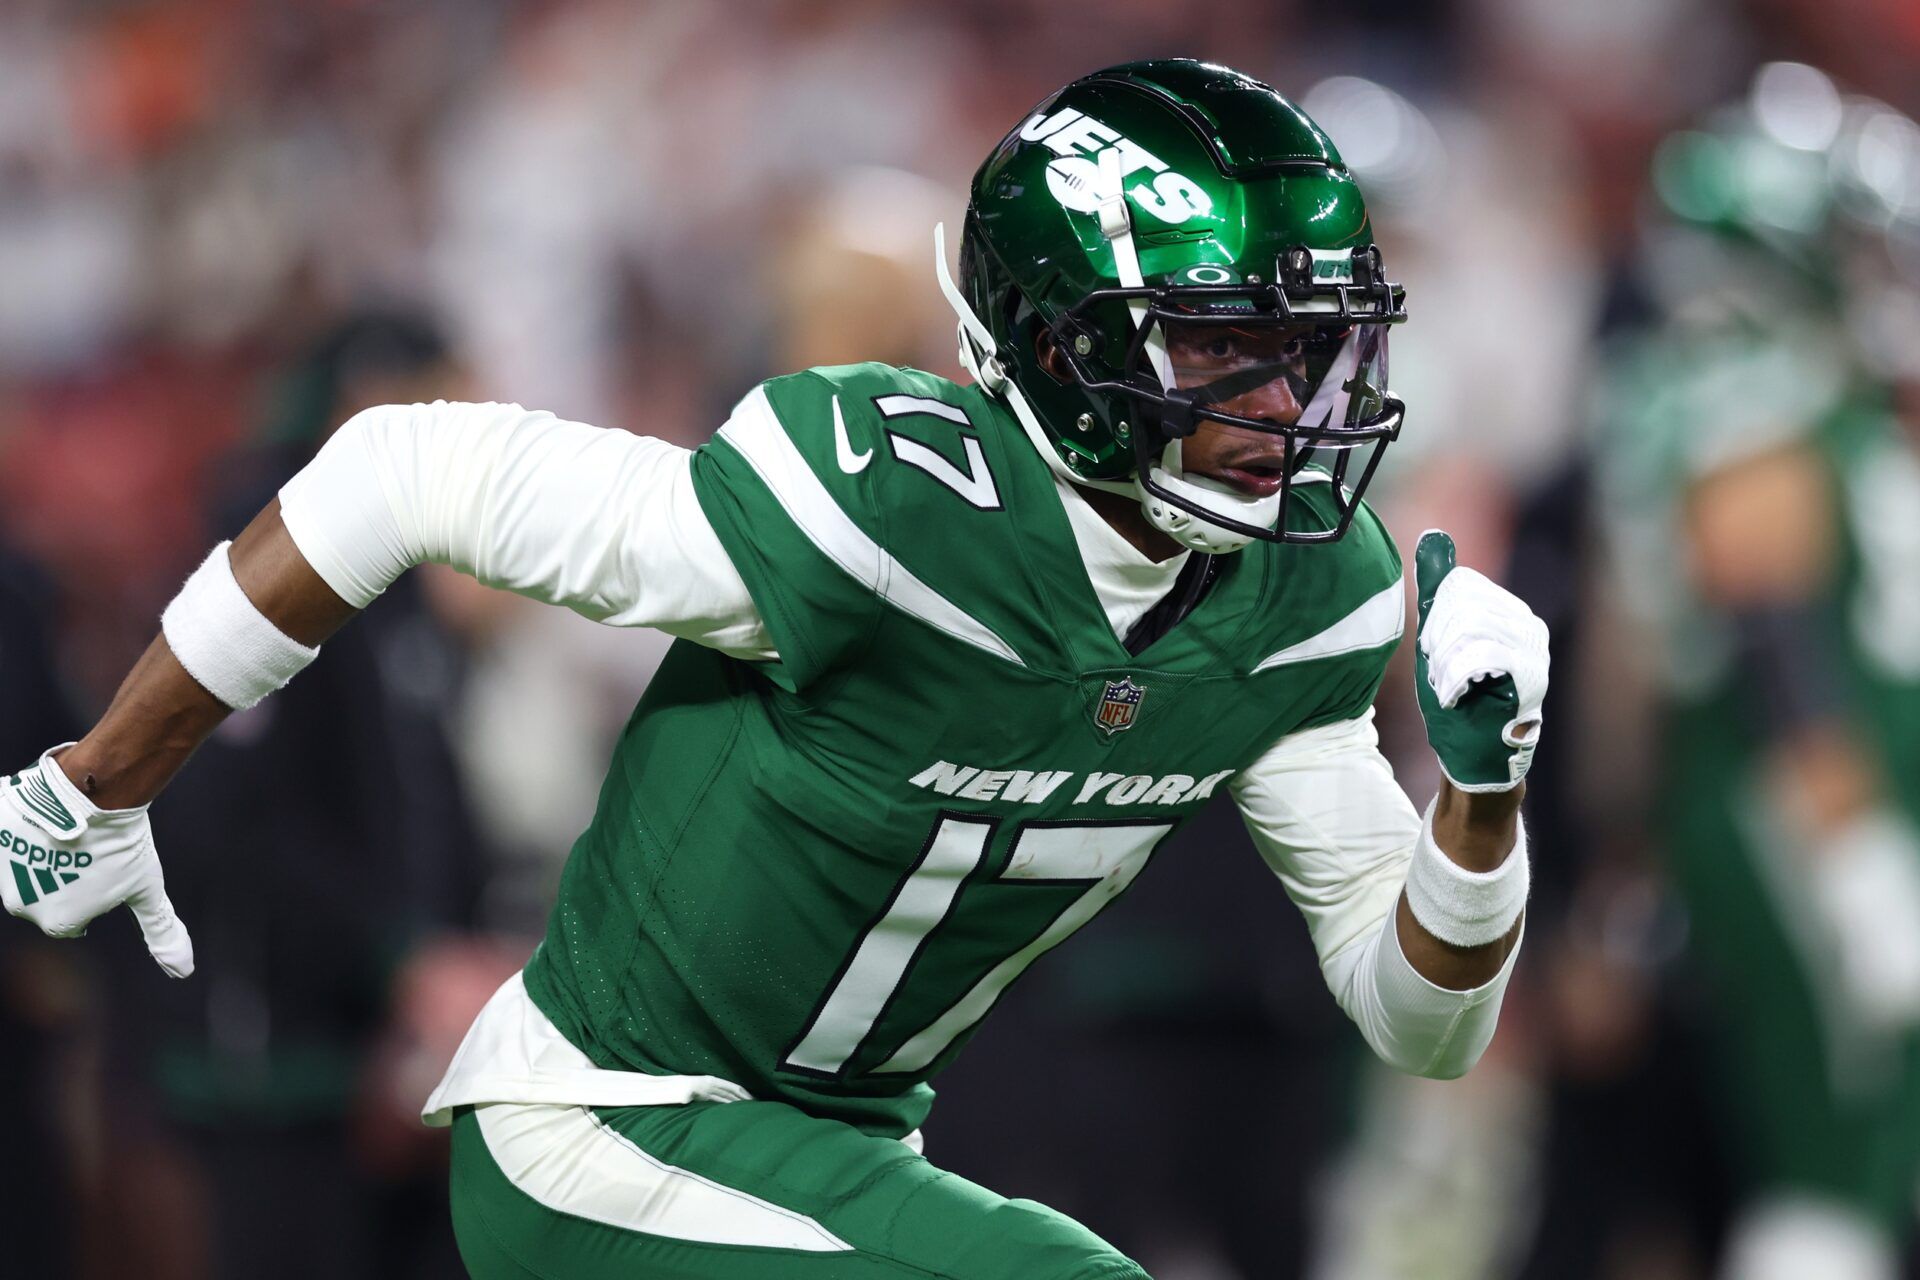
[
  {"xmin": 1230, "ymin": 708, "xmax": 1523, "ymax": 1079},
  {"xmin": 277, "ymin": 400, "xmax": 775, "ymax": 660}
]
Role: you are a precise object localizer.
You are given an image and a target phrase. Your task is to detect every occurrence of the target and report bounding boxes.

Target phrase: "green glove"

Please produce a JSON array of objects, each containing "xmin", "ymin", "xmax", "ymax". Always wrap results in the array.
[{"xmin": 1413, "ymin": 530, "xmax": 1550, "ymax": 793}]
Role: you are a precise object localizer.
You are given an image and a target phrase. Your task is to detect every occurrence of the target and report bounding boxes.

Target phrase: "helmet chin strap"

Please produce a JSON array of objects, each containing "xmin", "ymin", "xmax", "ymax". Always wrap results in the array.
[
  {"xmin": 1139, "ymin": 470, "xmax": 1282, "ymax": 555},
  {"xmin": 933, "ymin": 223, "xmax": 1135, "ymax": 498},
  {"xmin": 1093, "ymin": 153, "xmax": 1173, "ymax": 393},
  {"xmin": 933, "ymin": 221, "xmax": 1275, "ymax": 553}
]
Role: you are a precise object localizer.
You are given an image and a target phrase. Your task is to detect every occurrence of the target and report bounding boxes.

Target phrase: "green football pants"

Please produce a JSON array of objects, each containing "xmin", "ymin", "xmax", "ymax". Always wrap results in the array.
[{"xmin": 449, "ymin": 1100, "xmax": 1149, "ymax": 1279}]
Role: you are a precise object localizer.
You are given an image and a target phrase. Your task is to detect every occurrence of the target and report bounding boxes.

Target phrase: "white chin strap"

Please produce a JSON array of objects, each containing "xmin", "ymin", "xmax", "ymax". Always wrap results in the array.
[
  {"xmin": 1139, "ymin": 472, "xmax": 1279, "ymax": 555},
  {"xmin": 933, "ymin": 219, "xmax": 1278, "ymax": 555},
  {"xmin": 934, "ymin": 223, "xmax": 1132, "ymax": 500}
]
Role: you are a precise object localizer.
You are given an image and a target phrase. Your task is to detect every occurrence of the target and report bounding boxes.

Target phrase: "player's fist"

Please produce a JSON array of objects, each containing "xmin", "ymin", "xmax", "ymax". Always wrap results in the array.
[
  {"xmin": 1414, "ymin": 530, "xmax": 1551, "ymax": 793},
  {"xmin": 0, "ymin": 746, "xmax": 194, "ymax": 977}
]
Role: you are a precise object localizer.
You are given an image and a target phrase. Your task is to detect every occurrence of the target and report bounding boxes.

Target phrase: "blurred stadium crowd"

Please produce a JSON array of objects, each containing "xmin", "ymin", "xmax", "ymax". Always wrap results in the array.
[{"xmin": 4, "ymin": 0, "xmax": 1920, "ymax": 1277}]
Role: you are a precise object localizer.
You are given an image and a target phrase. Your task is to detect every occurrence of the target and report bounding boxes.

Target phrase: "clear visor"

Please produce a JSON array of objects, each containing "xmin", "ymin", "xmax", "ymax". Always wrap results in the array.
[{"xmin": 1158, "ymin": 318, "xmax": 1392, "ymax": 447}]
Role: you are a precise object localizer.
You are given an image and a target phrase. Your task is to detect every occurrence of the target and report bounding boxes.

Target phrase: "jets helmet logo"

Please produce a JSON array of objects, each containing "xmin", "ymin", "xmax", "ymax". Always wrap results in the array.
[
  {"xmin": 1095, "ymin": 678, "xmax": 1145, "ymax": 735},
  {"xmin": 1019, "ymin": 108, "xmax": 1213, "ymax": 225}
]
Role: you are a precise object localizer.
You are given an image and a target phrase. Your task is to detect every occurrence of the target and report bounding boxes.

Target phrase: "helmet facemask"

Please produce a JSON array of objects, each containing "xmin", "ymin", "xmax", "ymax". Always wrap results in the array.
[{"xmin": 1048, "ymin": 246, "xmax": 1404, "ymax": 550}]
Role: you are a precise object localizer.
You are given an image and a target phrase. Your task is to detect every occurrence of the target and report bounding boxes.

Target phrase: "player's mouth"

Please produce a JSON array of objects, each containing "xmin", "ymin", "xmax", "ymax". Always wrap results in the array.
[{"xmin": 1196, "ymin": 460, "xmax": 1287, "ymax": 497}]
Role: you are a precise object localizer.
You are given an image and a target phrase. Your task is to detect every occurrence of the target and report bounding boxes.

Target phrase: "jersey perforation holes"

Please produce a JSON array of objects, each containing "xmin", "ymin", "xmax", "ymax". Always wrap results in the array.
[
  {"xmin": 778, "ymin": 811, "xmax": 1001, "ymax": 1080},
  {"xmin": 779, "ymin": 813, "xmax": 1175, "ymax": 1081},
  {"xmin": 872, "ymin": 815, "xmax": 1172, "ymax": 1075}
]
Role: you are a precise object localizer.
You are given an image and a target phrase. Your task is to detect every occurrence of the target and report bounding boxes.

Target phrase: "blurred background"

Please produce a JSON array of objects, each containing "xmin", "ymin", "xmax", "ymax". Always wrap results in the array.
[{"xmin": 4, "ymin": 0, "xmax": 1920, "ymax": 1277}]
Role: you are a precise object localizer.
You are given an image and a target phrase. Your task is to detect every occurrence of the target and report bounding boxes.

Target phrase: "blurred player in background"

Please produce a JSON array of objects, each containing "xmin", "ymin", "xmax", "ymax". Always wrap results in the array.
[
  {"xmin": 0, "ymin": 545, "xmax": 83, "ymax": 1278},
  {"xmin": 1597, "ymin": 63, "xmax": 1920, "ymax": 1280}
]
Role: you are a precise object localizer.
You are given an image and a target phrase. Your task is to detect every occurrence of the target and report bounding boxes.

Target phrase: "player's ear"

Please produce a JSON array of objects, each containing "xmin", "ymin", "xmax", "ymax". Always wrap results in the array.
[{"xmin": 1034, "ymin": 329, "xmax": 1074, "ymax": 384}]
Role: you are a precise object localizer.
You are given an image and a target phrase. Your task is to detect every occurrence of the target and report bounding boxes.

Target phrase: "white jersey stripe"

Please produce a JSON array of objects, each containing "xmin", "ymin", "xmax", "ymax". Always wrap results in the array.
[
  {"xmin": 475, "ymin": 1100, "xmax": 853, "ymax": 1252},
  {"xmin": 717, "ymin": 387, "xmax": 1024, "ymax": 666},
  {"xmin": 1253, "ymin": 581, "xmax": 1404, "ymax": 672}
]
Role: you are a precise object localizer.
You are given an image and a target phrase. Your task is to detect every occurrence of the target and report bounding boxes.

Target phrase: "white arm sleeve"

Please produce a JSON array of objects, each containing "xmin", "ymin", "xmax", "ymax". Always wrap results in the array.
[
  {"xmin": 1231, "ymin": 709, "xmax": 1522, "ymax": 1079},
  {"xmin": 277, "ymin": 400, "xmax": 775, "ymax": 660}
]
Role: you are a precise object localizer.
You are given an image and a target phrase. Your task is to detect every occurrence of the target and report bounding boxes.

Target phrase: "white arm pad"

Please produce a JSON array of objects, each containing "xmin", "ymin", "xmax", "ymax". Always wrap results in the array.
[
  {"xmin": 161, "ymin": 542, "xmax": 319, "ymax": 710},
  {"xmin": 1335, "ymin": 909, "xmax": 1523, "ymax": 1080},
  {"xmin": 1232, "ymin": 711, "xmax": 1523, "ymax": 1078}
]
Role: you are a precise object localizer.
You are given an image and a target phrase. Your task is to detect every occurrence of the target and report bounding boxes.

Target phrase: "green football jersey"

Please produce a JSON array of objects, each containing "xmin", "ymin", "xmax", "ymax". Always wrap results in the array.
[
  {"xmin": 522, "ymin": 363, "xmax": 1403, "ymax": 1136},
  {"xmin": 1598, "ymin": 325, "xmax": 1920, "ymax": 814},
  {"xmin": 1596, "ymin": 323, "xmax": 1920, "ymax": 1231}
]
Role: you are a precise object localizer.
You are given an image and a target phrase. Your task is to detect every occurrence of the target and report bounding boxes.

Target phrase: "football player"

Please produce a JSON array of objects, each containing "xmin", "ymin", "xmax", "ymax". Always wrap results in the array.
[
  {"xmin": 1597, "ymin": 65, "xmax": 1920, "ymax": 1280},
  {"xmin": 1, "ymin": 61, "xmax": 1548, "ymax": 1278}
]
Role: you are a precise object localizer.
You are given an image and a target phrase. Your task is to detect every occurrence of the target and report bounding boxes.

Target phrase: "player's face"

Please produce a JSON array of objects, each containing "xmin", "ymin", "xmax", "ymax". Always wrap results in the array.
[
  {"xmin": 1163, "ymin": 321, "xmax": 1327, "ymax": 498},
  {"xmin": 1035, "ymin": 319, "xmax": 1381, "ymax": 502}
]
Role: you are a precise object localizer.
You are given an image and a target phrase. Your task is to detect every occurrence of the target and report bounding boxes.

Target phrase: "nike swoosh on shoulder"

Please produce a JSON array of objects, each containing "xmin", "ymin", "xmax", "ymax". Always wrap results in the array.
[{"xmin": 832, "ymin": 396, "xmax": 872, "ymax": 474}]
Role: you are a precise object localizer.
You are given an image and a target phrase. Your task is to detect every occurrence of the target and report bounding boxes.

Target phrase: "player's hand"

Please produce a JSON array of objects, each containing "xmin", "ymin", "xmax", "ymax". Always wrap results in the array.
[
  {"xmin": 0, "ymin": 745, "xmax": 194, "ymax": 977},
  {"xmin": 1414, "ymin": 530, "xmax": 1551, "ymax": 793}
]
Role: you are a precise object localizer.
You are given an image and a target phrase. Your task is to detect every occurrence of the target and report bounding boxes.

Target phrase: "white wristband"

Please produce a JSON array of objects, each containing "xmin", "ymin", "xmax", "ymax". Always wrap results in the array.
[
  {"xmin": 1403, "ymin": 796, "xmax": 1530, "ymax": 948},
  {"xmin": 161, "ymin": 542, "xmax": 319, "ymax": 710}
]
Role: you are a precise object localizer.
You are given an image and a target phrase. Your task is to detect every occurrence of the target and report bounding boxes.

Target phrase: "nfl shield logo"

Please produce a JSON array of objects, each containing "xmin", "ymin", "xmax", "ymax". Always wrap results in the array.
[{"xmin": 1095, "ymin": 678, "xmax": 1145, "ymax": 735}]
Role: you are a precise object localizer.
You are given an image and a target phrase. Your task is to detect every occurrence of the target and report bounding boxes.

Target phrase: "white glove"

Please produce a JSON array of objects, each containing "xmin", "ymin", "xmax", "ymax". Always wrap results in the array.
[
  {"xmin": 0, "ymin": 745, "xmax": 194, "ymax": 977},
  {"xmin": 1413, "ymin": 530, "xmax": 1552, "ymax": 792}
]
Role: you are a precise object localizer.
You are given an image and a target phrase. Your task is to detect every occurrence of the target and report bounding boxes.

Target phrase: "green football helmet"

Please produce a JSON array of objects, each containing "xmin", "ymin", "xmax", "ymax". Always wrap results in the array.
[
  {"xmin": 1647, "ymin": 61, "xmax": 1920, "ymax": 384},
  {"xmin": 937, "ymin": 59, "xmax": 1406, "ymax": 553}
]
